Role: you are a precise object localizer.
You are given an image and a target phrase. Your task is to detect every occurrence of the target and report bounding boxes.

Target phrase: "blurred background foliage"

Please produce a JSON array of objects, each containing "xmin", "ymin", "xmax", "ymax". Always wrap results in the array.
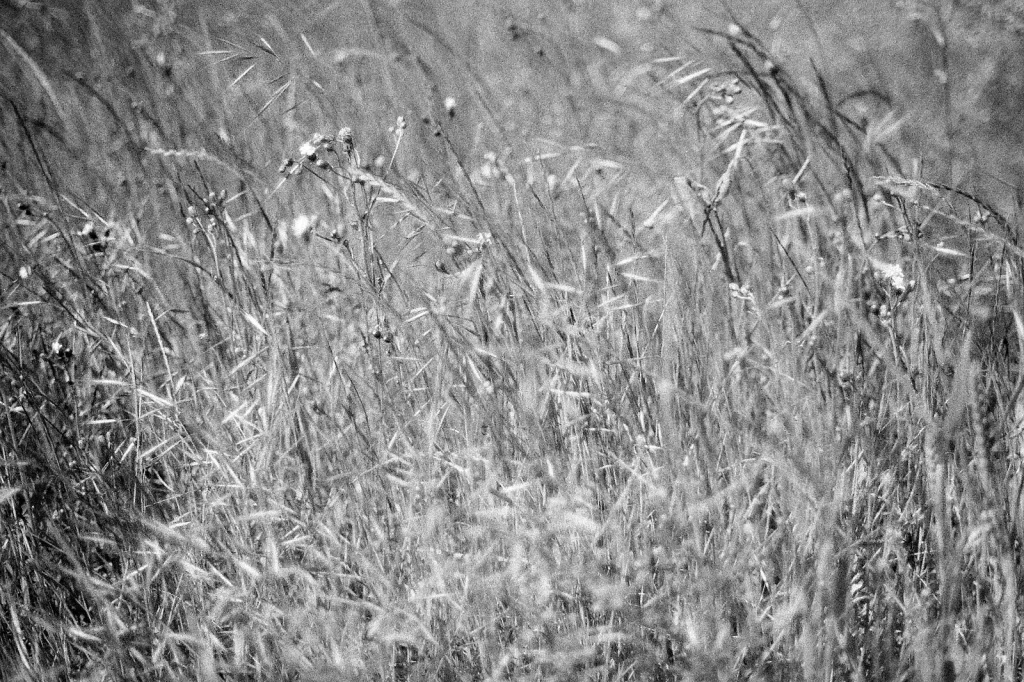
[{"xmin": 4, "ymin": 0, "xmax": 1024, "ymax": 215}]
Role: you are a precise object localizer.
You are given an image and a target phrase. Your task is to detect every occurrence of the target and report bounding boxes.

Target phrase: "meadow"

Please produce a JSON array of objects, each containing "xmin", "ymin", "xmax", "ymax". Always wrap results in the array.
[{"xmin": 2, "ymin": 1, "xmax": 1024, "ymax": 680}]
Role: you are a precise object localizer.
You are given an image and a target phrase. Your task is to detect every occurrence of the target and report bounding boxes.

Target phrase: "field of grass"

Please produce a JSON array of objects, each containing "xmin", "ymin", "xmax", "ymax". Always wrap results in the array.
[{"xmin": 3, "ymin": 1, "xmax": 1024, "ymax": 680}]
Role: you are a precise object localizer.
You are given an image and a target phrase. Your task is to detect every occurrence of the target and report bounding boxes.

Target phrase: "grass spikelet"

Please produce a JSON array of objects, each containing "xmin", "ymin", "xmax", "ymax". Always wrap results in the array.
[{"xmin": 1, "ymin": 29, "xmax": 70, "ymax": 129}]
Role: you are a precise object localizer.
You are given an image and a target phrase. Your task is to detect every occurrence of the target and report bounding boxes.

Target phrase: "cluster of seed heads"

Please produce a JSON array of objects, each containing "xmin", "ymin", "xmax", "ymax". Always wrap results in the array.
[
  {"xmin": 201, "ymin": 190, "xmax": 227, "ymax": 214},
  {"xmin": 79, "ymin": 221, "xmax": 112, "ymax": 254},
  {"xmin": 45, "ymin": 338, "xmax": 74, "ymax": 363},
  {"xmin": 712, "ymin": 77, "xmax": 743, "ymax": 105},
  {"xmin": 279, "ymin": 127, "xmax": 355, "ymax": 176},
  {"xmin": 388, "ymin": 115, "xmax": 409, "ymax": 137},
  {"xmin": 24, "ymin": 338, "xmax": 76, "ymax": 389},
  {"xmin": 860, "ymin": 263, "xmax": 915, "ymax": 327},
  {"xmin": 1, "ymin": 337, "xmax": 74, "ymax": 411},
  {"xmin": 185, "ymin": 190, "xmax": 228, "ymax": 230},
  {"xmin": 16, "ymin": 200, "xmax": 46, "ymax": 217},
  {"xmin": 707, "ymin": 78, "xmax": 748, "ymax": 129},
  {"xmin": 368, "ymin": 319, "xmax": 395, "ymax": 346},
  {"xmin": 728, "ymin": 281, "xmax": 755, "ymax": 305},
  {"xmin": 475, "ymin": 152, "xmax": 514, "ymax": 184}
]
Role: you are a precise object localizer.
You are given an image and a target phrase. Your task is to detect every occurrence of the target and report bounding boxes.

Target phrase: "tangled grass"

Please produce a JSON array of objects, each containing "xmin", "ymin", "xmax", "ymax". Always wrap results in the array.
[{"xmin": 2, "ymin": 2, "xmax": 1023, "ymax": 680}]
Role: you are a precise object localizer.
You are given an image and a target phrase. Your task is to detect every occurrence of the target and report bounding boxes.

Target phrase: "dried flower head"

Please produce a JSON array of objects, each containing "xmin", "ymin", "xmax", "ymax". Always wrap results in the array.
[
  {"xmin": 299, "ymin": 141, "xmax": 318, "ymax": 161},
  {"xmin": 338, "ymin": 127, "xmax": 354, "ymax": 154},
  {"xmin": 291, "ymin": 214, "xmax": 318, "ymax": 243}
]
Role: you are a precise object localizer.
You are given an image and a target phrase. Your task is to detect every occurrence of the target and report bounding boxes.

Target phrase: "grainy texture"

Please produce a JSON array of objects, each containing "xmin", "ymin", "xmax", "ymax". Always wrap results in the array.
[{"xmin": 1, "ymin": 2, "xmax": 1023, "ymax": 680}]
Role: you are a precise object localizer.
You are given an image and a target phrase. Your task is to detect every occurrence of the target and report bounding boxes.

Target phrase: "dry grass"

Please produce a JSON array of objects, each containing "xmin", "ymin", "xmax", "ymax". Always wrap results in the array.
[{"xmin": 2, "ymin": 2, "xmax": 1023, "ymax": 681}]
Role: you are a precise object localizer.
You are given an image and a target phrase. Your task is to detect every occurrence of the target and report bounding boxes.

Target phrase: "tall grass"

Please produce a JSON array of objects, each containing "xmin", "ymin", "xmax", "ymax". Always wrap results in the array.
[{"xmin": 2, "ymin": 2, "xmax": 1023, "ymax": 680}]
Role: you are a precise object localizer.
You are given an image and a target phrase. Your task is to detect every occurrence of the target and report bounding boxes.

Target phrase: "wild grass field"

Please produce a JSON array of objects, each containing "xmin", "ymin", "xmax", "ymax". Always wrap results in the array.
[{"xmin": 2, "ymin": 1, "xmax": 1024, "ymax": 680}]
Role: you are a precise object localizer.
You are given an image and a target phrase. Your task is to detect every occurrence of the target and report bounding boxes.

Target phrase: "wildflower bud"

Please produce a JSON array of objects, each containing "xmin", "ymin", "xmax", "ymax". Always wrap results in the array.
[
  {"xmin": 279, "ymin": 158, "xmax": 295, "ymax": 174},
  {"xmin": 444, "ymin": 96, "xmax": 457, "ymax": 118}
]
